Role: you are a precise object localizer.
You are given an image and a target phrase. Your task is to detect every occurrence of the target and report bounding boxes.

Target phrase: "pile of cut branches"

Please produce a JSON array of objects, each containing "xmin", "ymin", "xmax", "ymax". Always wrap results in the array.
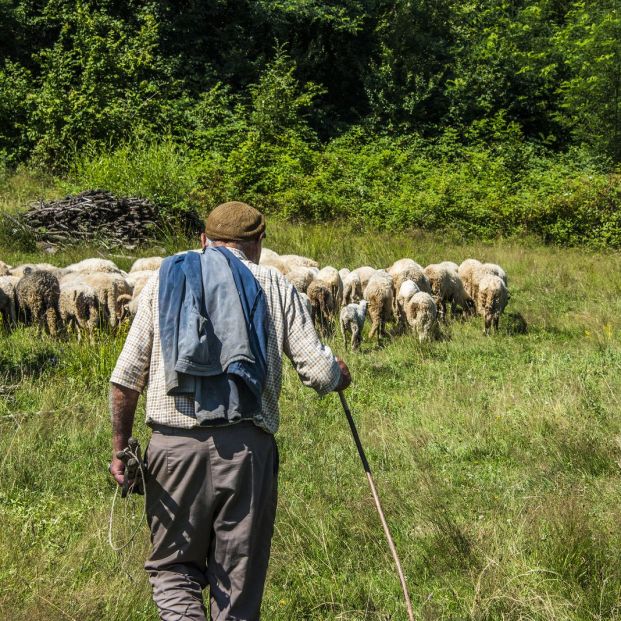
[{"xmin": 20, "ymin": 190, "xmax": 160, "ymax": 248}]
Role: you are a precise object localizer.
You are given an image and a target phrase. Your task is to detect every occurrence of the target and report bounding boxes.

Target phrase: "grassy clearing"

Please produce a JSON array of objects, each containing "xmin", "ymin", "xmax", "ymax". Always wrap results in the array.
[{"xmin": 1, "ymin": 225, "xmax": 621, "ymax": 620}]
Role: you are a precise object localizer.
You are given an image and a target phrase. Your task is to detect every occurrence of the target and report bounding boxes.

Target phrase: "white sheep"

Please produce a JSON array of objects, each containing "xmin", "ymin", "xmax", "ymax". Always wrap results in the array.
[
  {"xmin": 458, "ymin": 259, "xmax": 482, "ymax": 300},
  {"xmin": 316, "ymin": 266, "xmax": 343, "ymax": 309},
  {"xmin": 477, "ymin": 274, "xmax": 509, "ymax": 335},
  {"xmin": 60, "ymin": 283, "xmax": 100, "ymax": 342},
  {"xmin": 395, "ymin": 279, "xmax": 420, "ymax": 332},
  {"xmin": 130, "ymin": 257, "xmax": 162, "ymax": 272},
  {"xmin": 351, "ymin": 266, "xmax": 377, "ymax": 290},
  {"xmin": 79, "ymin": 272, "xmax": 131, "ymax": 328},
  {"xmin": 285, "ymin": 267, "xmax": 316, "ymax": 293},
  {"xmin": 405, "ymin": 292, "xmax": 439, "ymax": 342},
  {"xmin": 306, "ymin": 279, "xmax": 335, "ymax": 337},
  {"xmin": 340, "ymin": 300, "xmax": 368, "ymax": 350},
  {"xmin": 364, "ymin": 271, "xmax": 393, "ymax": 344},
  {"xmin": 424, "ymin": 263, "xmax": 474, "ymax": 320},
  {"xmin": 126, "ymin": 270, "xmax": 155, "ymax": 299},
  {"xmin": 0, "ymin": 261, "xmax": 11, "ymax": 277},
  {"xmin": 10, "ymin": 263, "xmax": 60, "ymax": 278},
  {"xmin": 0, "ymin": 276, "xmax": 18, "ymax": 331},
  {"xmin": 342, "ymin": 271, "xmax": 363, "ymax": 304},
  {"xmin": 65, "ymin": 258, "xmax": 122, "ymax": 274},
  {"xmin": 259, "ymin": 250, "xmax": 288, "ymax": 275},
  {"xmin": 280, "ymin": 254, "xmax": 319, "ymax": 271}
]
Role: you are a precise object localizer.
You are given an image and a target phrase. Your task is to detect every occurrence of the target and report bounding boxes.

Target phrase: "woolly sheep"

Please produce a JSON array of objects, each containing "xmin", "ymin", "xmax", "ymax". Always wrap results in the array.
[
  {"xmin": 405, "ymin": 292, "xmax": 438, "ymax": 342},
  {"xmin": 363, "ymin": 271, "xmax": 393, "ymax": 344},
  {"xmin": 65, "ymin": 258, "xmax": 122, "ymax": 274},
  {"xmin": 10, "ymin": 263, "xmax": 60, "ymax": 278},
  {"xmin": 458, "ymin": 259, "xmax": 483, "ymax": 300},
  {"xmin": 280, "ymin": 254, "xmax": 319, "ymax": 271},
  {"xmin": 439, "ymin": 261, "xmax": 459, "ymax": 273},
  {"xmin": 352, "ymin": 266, "xmax": 377, "ymax": 290},
  {"xmin": 395, "ymin": 279, "xmax": 420, "ymax": 333},
  {"xmin": 126, "ymin": 270, "xmax": 155, "ymax": 299},
  {"xmin": 477, "ymin": 274, "xmax": 509, "ymax": 335},
  {"xmin": 338, "ymin": 268, "xmax": 350, "ymax": 281},
  {"xmin": 0, "ymin": 276, "xmax": 18, "ymax": 331},
  {"xmin": 16, "ymin": 270, "xmax": 62, "ymax": 336},
  {"xmin": 387, "ymin": 258, "xmax": 421, "ymax": 276},
  {"xmin": 0, "ymin": 261, "xmax": 11, "ymax": 277},
  {"xmin": 79, "ymin": 272, "xmax": 131, "ymax": 328},
  {"xmin": 340, "ymin": 300, "xmax": 368, "ymax": 350},
  {"xmin": 306, "ymin": 280, "xmax": 335, "ymax": 337},
  {"xmin": 285, "ymin": 267, "xmax": 316, "ymax": 293},
  {"xmin": 259, "ymin": 252, "xmax": 288, "ymax": 275},
  {"xmin": 60, "ymin": 283, "xmax": 100, "ymax": 342},
  {"xmin": 342, "ymin": 271, "xmax": 363, "ymax": 305},
  {"xmin": 130, "ymin": 257, "xmax": 162, "ymax": 272},
  {"xmin": 316, "ymin": 266, "xmax": 343, "ymax": 309},
  {"xmin": 424, "ymin": 263, "xmax": 474, "ymax": 320}
]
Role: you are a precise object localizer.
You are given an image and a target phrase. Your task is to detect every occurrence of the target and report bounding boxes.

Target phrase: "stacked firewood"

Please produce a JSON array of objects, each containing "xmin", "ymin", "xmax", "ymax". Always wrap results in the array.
[{"xmin": 21, "ymin": 190, "xmax": 159, "ymax": 248}]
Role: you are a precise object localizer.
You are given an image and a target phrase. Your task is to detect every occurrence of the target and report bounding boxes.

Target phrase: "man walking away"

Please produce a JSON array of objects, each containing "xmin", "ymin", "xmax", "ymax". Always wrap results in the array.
[{"xmin": 109, "ymin": 201, "xmax": 351, "ymax": 621}]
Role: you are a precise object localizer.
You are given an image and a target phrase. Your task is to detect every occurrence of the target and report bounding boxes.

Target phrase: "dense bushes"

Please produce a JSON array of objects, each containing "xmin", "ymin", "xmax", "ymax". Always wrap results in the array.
[{"xmin": 63, "ymin": 130, "xmax": 620, "ymax": 248}]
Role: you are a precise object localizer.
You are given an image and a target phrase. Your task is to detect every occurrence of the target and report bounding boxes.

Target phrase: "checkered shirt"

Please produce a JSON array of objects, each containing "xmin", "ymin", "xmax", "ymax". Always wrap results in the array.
[{"xmin": 110, "ymin": 249, "xmax": 341, "ymax": 434}]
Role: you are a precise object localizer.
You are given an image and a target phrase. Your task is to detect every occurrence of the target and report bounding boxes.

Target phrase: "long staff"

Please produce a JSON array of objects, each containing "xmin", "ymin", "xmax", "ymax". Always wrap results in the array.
[{"xmin": 338, "ymin": 391, "xmax": 415, "ymax": 621}]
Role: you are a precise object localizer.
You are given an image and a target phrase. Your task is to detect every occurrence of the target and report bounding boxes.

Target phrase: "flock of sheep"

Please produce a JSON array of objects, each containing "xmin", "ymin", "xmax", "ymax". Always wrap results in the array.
[
  {"xmin": 259, "ymin": 249, "xmax": 510, "ymax": 349},
  {"xmin": 0, "ymin": 248, "xmax": 510, "ymax": 348}
]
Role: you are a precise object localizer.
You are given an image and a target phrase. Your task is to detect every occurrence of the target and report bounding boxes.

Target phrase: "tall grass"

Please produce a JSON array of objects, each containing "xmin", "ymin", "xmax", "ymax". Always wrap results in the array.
[{"xmin": 1, "ymin": 224, "xmax": 621, "ymax": 619}]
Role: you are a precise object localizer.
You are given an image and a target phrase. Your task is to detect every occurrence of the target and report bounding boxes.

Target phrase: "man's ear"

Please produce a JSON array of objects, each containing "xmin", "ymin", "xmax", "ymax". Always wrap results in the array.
[{"xmin": 200, "ymin": 232, "xmax": 208, "ymax": 248}]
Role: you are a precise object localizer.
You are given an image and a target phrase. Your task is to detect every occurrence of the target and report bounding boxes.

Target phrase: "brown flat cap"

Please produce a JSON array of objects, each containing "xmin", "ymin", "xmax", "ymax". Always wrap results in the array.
[{"xmin": 204, "ymin": 201, "xmax": 266, "ymax": 241}]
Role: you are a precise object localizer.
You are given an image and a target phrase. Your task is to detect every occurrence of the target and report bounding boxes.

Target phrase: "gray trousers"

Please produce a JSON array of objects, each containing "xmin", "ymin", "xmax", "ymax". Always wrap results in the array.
[{"xmin": 144, "ymin": 422, "xmax": 279, "ymax": 621}]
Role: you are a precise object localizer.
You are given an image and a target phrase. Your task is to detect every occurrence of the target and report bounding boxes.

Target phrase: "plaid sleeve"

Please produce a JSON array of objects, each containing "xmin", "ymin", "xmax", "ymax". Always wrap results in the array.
[
  {"xmin": 110, "ymin": 275, "xmax": 156, "ymax": 393},
  {"xmin": 283, "ymin": 284, "xmax": 341, "ymax": 396}
]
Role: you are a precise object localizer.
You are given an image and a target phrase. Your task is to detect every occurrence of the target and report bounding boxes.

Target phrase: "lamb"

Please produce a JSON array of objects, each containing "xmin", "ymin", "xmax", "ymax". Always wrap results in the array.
[
  {"xmin": 315, "ymin": 266, "xmax": 343, "ymax": 309},
  {"xmin": 16, "ymin": 270, "xmax": 62, "ymax": 336},
  {"xmin": 363, "ymin": 271, "xmax": 393, "ymax": 344},
  {"xmin": 130, "ymin": 257, "xmax": 162, "ymax": 272},
  {"xmin": 423, "ymin": 263, "xmax": 474, "ymax": 320},
  {"xmin": 306, "ymin": 279, "xmax": 335, "ymax": 337},
  {"xmin": 405, "ymin": 292, "xmax": 439, "ymax": 342},
  {"xmin": 59, "ymin": 283, "xmax": 100, "ymax": 342},
  {"xmin": 65, "ymin": 258, "xmax": 122, "ymax": 274},
  {"xmin": 0, "ymin": 276, "xmax": 18, "ymax": 331},
  {"xmin": 342, "ymin": 271, "xmax": 363, "ymax": 304},
  {"xmin": 395, "ymin": 279, "xmax": 420, "ymax": 333},
  {"xmin": 340, "ymin": 300, "xmax": 368, "ymax": 350},
  {"xmin": 477, "ymin": 274, "xmax": 509, "ymax": 335},
  {"xmin": 285, "ymin": 267, "xmax": 315, "ymax": 293}
]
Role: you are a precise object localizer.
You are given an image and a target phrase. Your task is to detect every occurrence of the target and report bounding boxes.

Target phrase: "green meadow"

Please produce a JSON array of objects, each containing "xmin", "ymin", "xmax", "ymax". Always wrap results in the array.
[{"xmin": 1, "ymin": 224, "xmax": 621, "ymax": 620}]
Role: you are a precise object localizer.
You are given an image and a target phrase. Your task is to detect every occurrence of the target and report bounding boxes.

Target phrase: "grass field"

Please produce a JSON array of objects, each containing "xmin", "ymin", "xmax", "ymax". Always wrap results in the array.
[{"xmin": 1, "ymin": 224, "xmax": 621, "ymax": 620}]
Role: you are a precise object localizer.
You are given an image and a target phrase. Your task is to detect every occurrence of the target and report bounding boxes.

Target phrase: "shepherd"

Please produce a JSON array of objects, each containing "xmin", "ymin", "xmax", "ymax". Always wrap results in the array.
[{"xmin": 109, "ymin": 201, "xmax": 351, "ymax": 621}]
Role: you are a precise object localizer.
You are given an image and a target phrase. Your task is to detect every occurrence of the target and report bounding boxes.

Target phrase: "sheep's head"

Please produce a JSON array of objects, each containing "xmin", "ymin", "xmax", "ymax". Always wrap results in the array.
[{"xmin": 117, "ymin": 294, "xmax": 133, "ymax": 322}]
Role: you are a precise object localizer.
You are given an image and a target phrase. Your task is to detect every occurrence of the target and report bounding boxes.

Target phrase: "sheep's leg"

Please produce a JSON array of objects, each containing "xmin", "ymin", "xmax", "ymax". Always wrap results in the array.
[
  {"xmin": 351, "ymin": 324, "xmax": 360, "ymax": 350},
  {"xmin": 493, "ymin": 315, "xmax": 500, "ymax": 332},
  {"xmin": 484, "ymin": 314, "xmax": 492, "ymax": 336},
  {"xmin": 340, "ymin": 319, "xmax": 348, "ymax": 350}
]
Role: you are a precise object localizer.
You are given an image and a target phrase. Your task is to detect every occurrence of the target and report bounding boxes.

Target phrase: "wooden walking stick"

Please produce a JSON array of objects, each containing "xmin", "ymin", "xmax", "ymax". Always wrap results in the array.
[{"xmin": 338, "ymin": 391, "xmax": 415, "ymax": 621}]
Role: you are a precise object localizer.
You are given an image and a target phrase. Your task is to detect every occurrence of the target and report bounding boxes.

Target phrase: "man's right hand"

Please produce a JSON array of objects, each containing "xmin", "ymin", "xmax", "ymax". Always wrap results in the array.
[
  {"xmin": 109, "ymin": 456, "xmax": 126, "ymax": 487},
  {"xmin": 334, "ymin": 357, "xmax": 351, "ymax": 392}
]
